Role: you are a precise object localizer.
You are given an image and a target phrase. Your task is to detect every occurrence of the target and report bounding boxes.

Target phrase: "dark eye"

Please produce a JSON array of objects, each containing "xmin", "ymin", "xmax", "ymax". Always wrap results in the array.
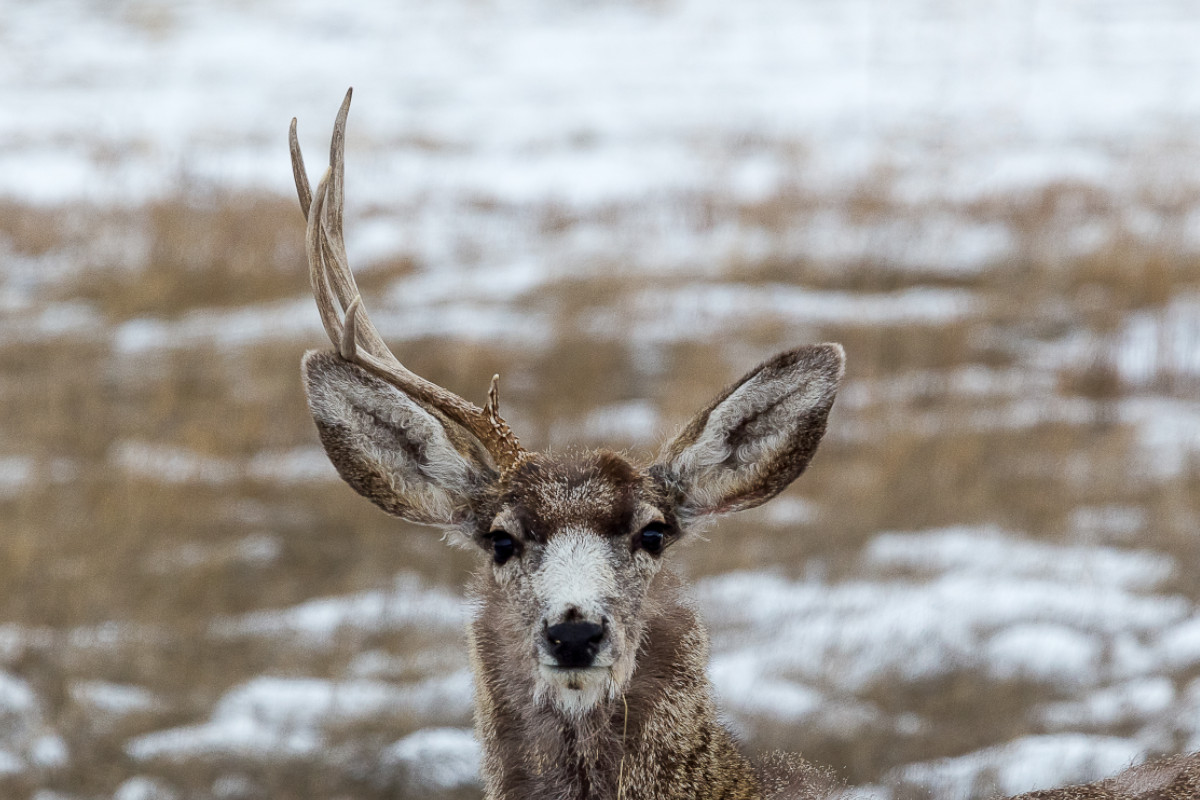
[
  {"xmin": 490, "ymin": 531, "xmax": 516, "ymax": 566},
  {"xmin": 638, "ymin": 523, "xmax": 666, "ymax": 555}
]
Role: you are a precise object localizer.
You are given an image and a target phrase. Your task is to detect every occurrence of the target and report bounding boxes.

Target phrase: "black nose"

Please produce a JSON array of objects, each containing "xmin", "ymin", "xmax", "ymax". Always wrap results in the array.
[{"xmin": 545, "ymin": 621, "xmax": 605, "ymax": 669}]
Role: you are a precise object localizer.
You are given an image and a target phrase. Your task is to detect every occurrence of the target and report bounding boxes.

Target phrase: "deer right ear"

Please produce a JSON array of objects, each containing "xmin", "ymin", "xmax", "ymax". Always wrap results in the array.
[
  {"xmin": 302, "ymin": 351, "xmax": 498, "ymax": 527},
  {"xmin": 655, "ymin": 344, "xmax": 844, "ymax": 521}
]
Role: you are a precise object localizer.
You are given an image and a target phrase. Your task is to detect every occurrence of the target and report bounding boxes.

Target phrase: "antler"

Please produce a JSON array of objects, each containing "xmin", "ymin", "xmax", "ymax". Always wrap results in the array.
[{"xmin": 290, "ymin": 88, "xmax": 528, "ymax": 473}]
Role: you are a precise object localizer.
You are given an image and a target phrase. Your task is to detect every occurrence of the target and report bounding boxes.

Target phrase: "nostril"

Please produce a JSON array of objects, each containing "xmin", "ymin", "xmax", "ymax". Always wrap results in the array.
[{"xmin": 545, "ymin": 621, "xmax": 606, "ymax": 669}]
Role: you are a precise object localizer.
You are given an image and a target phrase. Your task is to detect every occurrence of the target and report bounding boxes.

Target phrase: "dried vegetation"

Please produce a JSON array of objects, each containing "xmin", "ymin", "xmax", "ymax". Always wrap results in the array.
[{"xmin": 1, "ymin": 175, "xmax": 1199, "ymax": 798}]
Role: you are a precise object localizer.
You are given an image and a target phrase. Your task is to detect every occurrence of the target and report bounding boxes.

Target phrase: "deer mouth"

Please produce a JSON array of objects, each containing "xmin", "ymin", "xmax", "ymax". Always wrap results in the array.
[
  {"xmin": 535, "ymin": 661, "xmax": 619, "ymax": 713},
  {"xmin": 547, "ymin": 664, "xmax": 609, "ymax": 691},
  {"xmin": 538, "ymin": 657, "xmax": 615, "ymax": 675}
]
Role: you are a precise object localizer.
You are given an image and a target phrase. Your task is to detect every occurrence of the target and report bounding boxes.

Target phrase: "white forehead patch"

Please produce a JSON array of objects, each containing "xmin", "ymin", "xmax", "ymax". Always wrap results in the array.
[{"xmin": 533, "ymin": 528, "xmax": 617, "ymax": 624}]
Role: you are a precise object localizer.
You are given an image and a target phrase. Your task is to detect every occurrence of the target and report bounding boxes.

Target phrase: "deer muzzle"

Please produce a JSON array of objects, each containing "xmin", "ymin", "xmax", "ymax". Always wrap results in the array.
[{"xmin": 544, "ymin": 619, "xmax": 607, "ymax": 669}]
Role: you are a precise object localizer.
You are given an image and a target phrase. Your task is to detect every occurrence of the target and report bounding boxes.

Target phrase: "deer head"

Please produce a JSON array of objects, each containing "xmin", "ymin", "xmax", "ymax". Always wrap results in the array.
[{"xmin": 291, "ymin": 90, "xmax": 844, "ymax": 719}]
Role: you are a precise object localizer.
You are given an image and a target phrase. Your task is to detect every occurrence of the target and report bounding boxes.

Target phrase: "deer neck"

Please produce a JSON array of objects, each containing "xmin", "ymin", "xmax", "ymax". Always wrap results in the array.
[{"xmin": 468, "ymin": 570, "xmax": 762, "ymax": 800}]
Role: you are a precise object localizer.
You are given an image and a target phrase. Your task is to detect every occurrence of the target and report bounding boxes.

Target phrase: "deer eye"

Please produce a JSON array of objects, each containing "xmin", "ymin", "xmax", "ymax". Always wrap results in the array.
[
  {"xmin": 489, "ymin": 532, "xmax": 517, "ymax": 565},
  {"xmin": 637, "ymin": 523, "xmax": 666, "ymax": 556}
]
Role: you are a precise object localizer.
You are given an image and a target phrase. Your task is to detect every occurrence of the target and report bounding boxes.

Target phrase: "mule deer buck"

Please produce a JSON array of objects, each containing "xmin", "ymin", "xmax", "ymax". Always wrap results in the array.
[{"xmin": 289, "ymin": 90, "xmax": 1200, "ymax": 800}]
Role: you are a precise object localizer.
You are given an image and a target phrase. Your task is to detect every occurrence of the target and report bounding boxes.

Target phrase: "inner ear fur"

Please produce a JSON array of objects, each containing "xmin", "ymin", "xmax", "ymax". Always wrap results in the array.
[
  {"xmin": 302, "ymin": 350, "xmax": 498, "ymax": 527},
  {"xmin": 657, "ymin": 344, "xmax": 844, "ymax": 519}
]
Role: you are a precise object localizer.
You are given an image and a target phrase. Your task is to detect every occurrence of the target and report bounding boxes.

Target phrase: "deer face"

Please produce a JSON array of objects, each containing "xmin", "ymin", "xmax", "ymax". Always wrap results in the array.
[
  {"xmin": 302, "ymin": 345, "xmax": 844, "ymax": 715},
  {"xmin": 479, "ymin": 452, "xmax": 673, "ymax": 714}
]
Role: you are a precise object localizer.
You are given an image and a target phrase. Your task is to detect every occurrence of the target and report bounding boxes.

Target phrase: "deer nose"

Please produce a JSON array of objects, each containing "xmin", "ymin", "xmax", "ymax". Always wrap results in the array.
[{"xmin": 544, "ymin": 620, "xmax": 606, "ymax": 669}]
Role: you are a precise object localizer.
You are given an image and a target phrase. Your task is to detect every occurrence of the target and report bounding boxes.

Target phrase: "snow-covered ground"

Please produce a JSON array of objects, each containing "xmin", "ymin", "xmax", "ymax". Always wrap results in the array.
[
  {"xmin": 2, "ymin": 0, "xmax": 1200, "ymax": 280},
  {"xmin": 3, "ymin": 524, "xmax": 1193, "ymax": 795},
  {"xmin": 0, "ymin": 524, "xmax": 1194, "ymax": 796},
  {"xmin": 3, "ymin": 0, "xmax": 1200, "ymax": 205},
  {"xmin": 2, "ymin": 1, "xmax": 1199, "ymax": 798}
]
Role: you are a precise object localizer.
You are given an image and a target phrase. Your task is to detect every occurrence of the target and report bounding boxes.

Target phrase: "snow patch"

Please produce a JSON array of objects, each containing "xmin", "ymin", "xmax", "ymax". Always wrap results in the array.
[
  {"xmin": 70, "ymin": 681, "xmax": 161, "ymax": 717},
  {"xmin": 127, "ymin": 675, "xmax": 473, "ymax": 762},
  {"xmin": 210, "ymin": 574, "xmax": 466, "ymax": 640},
  {"xmin": 110, "ymin": 441, "xmax": 338, "ymax": 486},
  {"xmin": 570, "ymin": 400, "xmax": 660, "ymax": 444},
  {"xmin": 865, "ymin": 527, "xmax": 1174, "ymax": 589},
  {"xmin": 985, "ymin": 624, "xmax": 1102, "ymax": 685},
  {"xmin": 1037, "ymin": 677, "xmax": 1175, "ymax": 730},
  {"xmin": 0, "ymin": 456, "xmax": 36, "ymax": 498},
  {"xmin": 891, "ymin": 734, "xmax": 1147, "ymax": 799},
  {"xmin": 112, "ymin": 776, "xmax": 179, "ymax": 800},
  {"xmin": 588, "ymin": 285, "xmax": 979, "ymax": 343},
  {"xmin": 699, "ymin": 529, "xmax": 1189, "ymax": 706},
  {"xmin": 1157, "ymin": 615, "xmax": 1200, "ymax": 671},
  {"xmin": 380, "ymin": 727, "xmax": 481, "ymax": 791}
]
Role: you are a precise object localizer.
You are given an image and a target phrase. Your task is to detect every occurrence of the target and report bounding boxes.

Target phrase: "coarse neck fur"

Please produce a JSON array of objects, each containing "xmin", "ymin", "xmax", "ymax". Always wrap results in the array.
[{"xmin": 468, "ymin": 568, "xmax": 765, "ymax": 800}]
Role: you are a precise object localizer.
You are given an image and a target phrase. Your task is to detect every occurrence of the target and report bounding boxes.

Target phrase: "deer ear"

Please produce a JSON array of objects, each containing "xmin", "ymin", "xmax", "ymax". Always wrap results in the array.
[
  {"xmin": 302, "ymin": 350, "xmax": 497, "ymax": 527},
  {"xmin": 656, "ymin": 344, "xmax": 844, "ymax": 520}
]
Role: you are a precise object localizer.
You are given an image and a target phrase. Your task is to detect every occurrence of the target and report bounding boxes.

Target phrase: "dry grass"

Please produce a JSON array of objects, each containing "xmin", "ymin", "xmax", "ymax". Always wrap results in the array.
[{"xmin": 2, "ymin": 176, "xmax": 1199, "ymax": 797}]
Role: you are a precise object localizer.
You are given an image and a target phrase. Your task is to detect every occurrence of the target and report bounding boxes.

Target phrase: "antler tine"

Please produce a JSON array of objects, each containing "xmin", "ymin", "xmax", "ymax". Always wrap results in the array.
[
  {"xmin": 291, "ymin": 89, "xmax": 393, "ymax": 361},
  {"xmin": 288, "ymin": 118, "xmax": 312, "ymax": 217},
  {"xmin": 304, "ymin": 169, "xmax": 342, "ymax": 348},
  {"xmin": 292, "ymin": 91, "xmax": 529, "ymax": 474}
]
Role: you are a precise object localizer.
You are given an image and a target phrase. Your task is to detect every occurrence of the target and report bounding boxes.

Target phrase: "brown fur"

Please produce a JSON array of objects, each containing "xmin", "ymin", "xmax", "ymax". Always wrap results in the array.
[{"xmin": 470, "ymin": 565, "xmax": 767, "ymax": 799}]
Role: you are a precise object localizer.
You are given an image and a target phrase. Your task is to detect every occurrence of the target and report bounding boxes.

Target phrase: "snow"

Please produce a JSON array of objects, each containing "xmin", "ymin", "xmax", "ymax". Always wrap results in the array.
[
  {"xmin": 838, "ymin": 367, "xmax": 1200, "ymax": 483},
  {"xmin": 3, "ymin": 0, "xmax": 1199, "ymax": 206},
  {"xmin": 380, "ymin": 727, "xmax": 481, "ymax": 791},
  {"xmin": 127, "ymin": 674, "xmax": 473, "ymax": 762},
  {"xmin": 586, "ymin": 285, "xmax": 980, "ymax": 343},
  {"xmin": 1157, "ymin": 615, "xmax": 1200, "ymax": 671},
  {"xmin": 101, "ymin": 520, "xmax": 1200, "ymax": 794},
  {"xmin": 110, "ymin": 440, "xmax": 237, "ymax": 485},
  {"xmin": 709, "ymin": 652, "xmax": 826, "ymax": 722},
  {"xmin": 1182, "ymin": 678, "xmax": 1200, "ymax": 752},
  {"xmin": 1120, "ymin": 397, "xmax": 1200, "ymax": 480},
  {"xmin": 109, "ymin": 440, "xmax": 338, "ymax": 486},
  {"xmin": 701, "ymin": 528, "xmax": 1186, "ymax": 698},
  {"xmin": 112, "ymin": 300, "xmax": 325, "ymax": 355},
  {"xmin": 984, "ymin": 624, "xmax": 1102, "ymax": 685},
  {"xmin": 1111, "ymin": 297, "xmax": 1200, "ymax": 388},
  {"xmin": 0, "ymin": 0, "xmax": 1197, "ymax": 302},
  {"xmin": 0, "ymin": 671, "xmax": 41, "ymax": 732},
  {"xmin": 29, "ymin": 735, "xmax": 69, "ymax": 769},
  {"xmin": 0, "ymin": 671, "xmax": 67, "ymax": 774},
  {"xmin": 70, "ymin": 681, "xmax": 161, "ymax": 717},
  {"xmin": 210, "ymin": 574, "xmax": 466, "ymax": 641},
  {"xmin": 0, "ymin": 456, "xmax": 36, "ymax": 498},
  {"xmin": 864, "ymin": 527, "xmax": 1175, "ymax": 589},
  {"xmin": 112, "ymin": 776, "xmax": 179, "ymax": 800},
  {"xmin": 565, "ymin": 399, "xmax": 661, "ymax": 444},
  {"xmin": 1037, "ymin": 677, "xmax": 1176, "ymax": 730},
  {"xmin": 891, "ymin": 734, "xmax": 1147, "ymax": 799},
  {"xmin": 0, "ymin": 750, "xmax": 24, "ymax": 775},
  {"xmin": 759, "ymin": 496, "xmax": 822, "ymax": 527},
  {"xmin": 693, "ymin": 524, "xmax": 1195, "ymax": 771},
  {"xmin": 126, "ymin": 711, "xmax": 322, "ymax": 762},
  {"xmin": 245, "ymin": 448, "xmax": 337, "ymax": 485},
  {"xmin": 111, "ymin": 293, "xmax": 551, "ymax": 354},
  {"xmin": 0, "ymin": 302, "xmax": 104, "ymax": 345}
]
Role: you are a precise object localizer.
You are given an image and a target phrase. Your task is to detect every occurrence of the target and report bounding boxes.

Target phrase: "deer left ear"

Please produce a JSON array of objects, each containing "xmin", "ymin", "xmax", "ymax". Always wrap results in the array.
[{"xmin": 655, "ymin": 344, "xmax": 844, "ymax": 520}]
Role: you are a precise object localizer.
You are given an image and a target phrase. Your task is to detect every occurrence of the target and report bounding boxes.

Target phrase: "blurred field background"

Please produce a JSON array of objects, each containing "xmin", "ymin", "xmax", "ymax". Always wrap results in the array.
[{"xmin": 2, "ymin": 1, "xmax": 1200, "ymax": 798}]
